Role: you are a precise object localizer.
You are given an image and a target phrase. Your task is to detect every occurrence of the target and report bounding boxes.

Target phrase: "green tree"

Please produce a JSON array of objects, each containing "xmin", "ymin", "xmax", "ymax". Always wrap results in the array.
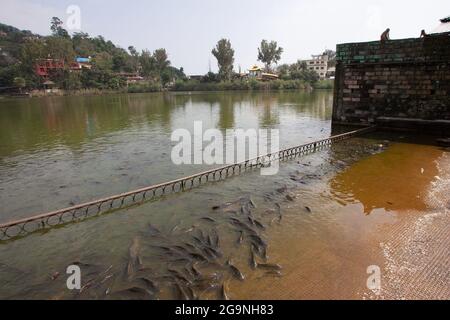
[
  {"xmin": 154, "ymin": 48, "xmax": 170, "ymax": 74},
  {"xmin": 72, "ymin": 32, "xmax": 95, "ymax": 57},
  {"xmin": 140, "ymin": 49, "xmax": 156, "ymax": 78},
  {"xmin": 211, "ymin": 39, "xmax": 234, "ymax": 81},
  {"xmin": 161, "ymin": 70, "xmax": 171, "ymax": 86},
  {"xmin": 62, "ymin": 71, "xmax": 82, "ymax": 90},
  {"xmin": 93, "ymin": 52, "xmax": 113, "ymax": 70},
  {"xmin": 50, "ymin": 17, "xmax": 69, "ymax": 38},
  {"xmin": 45, "ymin": 36, "xmax": 76, "ymax": 62},
  {"xmin": 276, "ymin": 64, "xmax": 290, "ymax": 80},
  {"xmin": 13, "ymin": 77, "xmax": 26, "ymax": 92},
  {"xmin": 257, "ymin": 40, "xmax": 283, "ymax": 72},
  {"xmin": 323, "ymin": 49, "xmax": 336, "ymax": 68}
]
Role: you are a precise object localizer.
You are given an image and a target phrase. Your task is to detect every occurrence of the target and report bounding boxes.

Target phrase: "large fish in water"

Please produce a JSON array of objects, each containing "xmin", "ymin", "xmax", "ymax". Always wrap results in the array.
[
  {"xmin": 226, "ymin": 259, "xmax": 245, "ymax": 281},
  {"xmin": 126, "ymin": 236, "xmax": 142, "ymax": 280}
]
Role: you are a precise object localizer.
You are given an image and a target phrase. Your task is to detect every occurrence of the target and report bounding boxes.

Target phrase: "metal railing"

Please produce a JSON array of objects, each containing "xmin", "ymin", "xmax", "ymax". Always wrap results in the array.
[{"xmin": 0, "ymin": 126, "xmax": 375, "ymax": 241}]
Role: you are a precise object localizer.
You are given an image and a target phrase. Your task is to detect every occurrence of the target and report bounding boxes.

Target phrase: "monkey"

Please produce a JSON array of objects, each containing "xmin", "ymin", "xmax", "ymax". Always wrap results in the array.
[{"xmin": 380, "ymin": 28, "xmax": 390, "ymax": 41}]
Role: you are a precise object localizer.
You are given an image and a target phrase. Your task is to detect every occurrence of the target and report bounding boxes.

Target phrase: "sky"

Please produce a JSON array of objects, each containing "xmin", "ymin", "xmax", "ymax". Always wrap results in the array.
[{"xmin": 0, "ymin": 0, "xmax": 449, "ymax": 74}]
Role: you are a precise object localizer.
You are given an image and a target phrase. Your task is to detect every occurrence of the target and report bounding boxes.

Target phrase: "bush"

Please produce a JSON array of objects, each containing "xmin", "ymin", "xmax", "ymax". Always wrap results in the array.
[
  {"xmin": 127, "ymin": 81, "xmax": 161, "ymax": 93},
  {"xmin": 313, "ymin": 79, "xmax": 334, "ymax": 90}
]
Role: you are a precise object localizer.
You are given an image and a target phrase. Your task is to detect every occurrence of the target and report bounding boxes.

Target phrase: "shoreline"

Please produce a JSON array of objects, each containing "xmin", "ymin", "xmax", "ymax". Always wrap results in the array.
[{"xmin": 0, "ymin": 87, "xmax": 332, "ymax": 99}]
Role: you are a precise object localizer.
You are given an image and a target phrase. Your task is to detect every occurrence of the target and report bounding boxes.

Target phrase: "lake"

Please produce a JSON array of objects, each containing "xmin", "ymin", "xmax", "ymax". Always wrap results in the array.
[{"xmin": 0, "ymin": 91, "xmax": 447, "ymax": 299}]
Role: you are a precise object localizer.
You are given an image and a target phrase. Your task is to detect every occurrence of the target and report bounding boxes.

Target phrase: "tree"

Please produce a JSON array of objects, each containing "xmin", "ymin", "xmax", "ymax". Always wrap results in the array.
[
  {"xmin": 257, "ymin": 40, "xmax": 283, "ymax": 72},
  {"xmin": 128, "ymin": 46, "xmax": 138, "ymax": 56},
  {"xmin": 211, "ymin": 39, "xmax": 234, "ymax": 81},
  {"xmin": 276, "ymin": 64, "xmax": 290, "ymax": 80},
  {"xmin": 140, "ymin": 49, "xmax": 156, "ymax": 78},
  {"xmin": 161, "ymin": 70, "xmax": 171, "ymax": 86},
  {"xmin": 324, "ymin": 49, "xmax": 336, "ymax": 68},
  {"xmin": 93, "ymin": 52, "xmax": 113, "ymax": 70},
  {"xmin": 46, "ymin": 36, "xmax": 76, "ymax": 62},
  {"xmin": 73, "ymin": 32, "xmax": 95, "ymax": 57},
  {"xmin": 13, "ymin": 77, "xmax": 26, "ymax": 92},
  {"xmin": 50, "ymin": 17, "xmax": 69, "ymax": 38},
  {"xmin": 153, "ymin": 48, "xmax": 170, "ymax": 74}
]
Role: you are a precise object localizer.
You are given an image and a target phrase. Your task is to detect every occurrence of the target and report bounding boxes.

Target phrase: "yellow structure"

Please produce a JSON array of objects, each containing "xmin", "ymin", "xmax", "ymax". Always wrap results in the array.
[{"xmin": 248, "ymin": 65, "xmax": 279, "ymax": 81}]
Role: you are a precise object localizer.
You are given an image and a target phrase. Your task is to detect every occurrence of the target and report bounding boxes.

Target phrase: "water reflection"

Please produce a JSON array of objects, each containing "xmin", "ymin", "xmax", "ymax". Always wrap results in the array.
[{"xmin": 0, "ymin": 91, "xmax": 333, "ymax": 222}]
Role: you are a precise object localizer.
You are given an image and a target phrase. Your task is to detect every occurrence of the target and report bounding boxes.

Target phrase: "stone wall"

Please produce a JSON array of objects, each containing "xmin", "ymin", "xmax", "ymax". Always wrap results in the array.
[{"xmin": 333, "ymin": 32, "xmax": 450, "ymax": 130}]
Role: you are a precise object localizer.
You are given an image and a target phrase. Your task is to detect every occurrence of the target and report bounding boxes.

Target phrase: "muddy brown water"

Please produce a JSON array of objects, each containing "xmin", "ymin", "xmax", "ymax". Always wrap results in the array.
[{"xmin": 0, "ymin": 91, "xmax": 448, "ymax": 299}]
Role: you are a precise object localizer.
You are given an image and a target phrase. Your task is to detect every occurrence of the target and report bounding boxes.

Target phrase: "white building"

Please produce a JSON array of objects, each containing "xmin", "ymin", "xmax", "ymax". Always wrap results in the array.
[{"xmin": 304, "ymin": 54, "xmax": 329, "ymax": 80}]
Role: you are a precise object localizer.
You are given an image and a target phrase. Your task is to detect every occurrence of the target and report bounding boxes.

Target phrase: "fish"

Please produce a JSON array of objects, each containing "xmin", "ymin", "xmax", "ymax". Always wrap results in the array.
[
  {"xmin": 184, "ymin": 242, "xmax": 198, "ymax": 252},
  {"xmin": 251, "ymin": 243, "xmax": 268, "ymax": 261},
  {"xmin": 171, "ymin": 258, "xmax": 192, "ymax": 265},
  {"xmin": 173, "ymin": 282, "xmax": 190, "ymax": 300},
  {"xmin": 249, "ymin": 197, "xmax": 257, "ymax": 209},
  {"xmin": 173, "ymin": 245, "xmax": 190, "ymax": 255},
  {"xmin": 220, "ymin": 282, "xmax": 229, "ymax": 300},
  {"xmin": 189, "ymin": 252, "xmax": 209, "ymax": 262},
  {"xmin": 253, "ymin": 219, "xmax": 265, "ymax": 230},
  {"xmin": 207, "ymin": 234, "xmax": 214, "ymax": 247},
  {"xmin": 185, "ymin": 285, "xmax": 197, "ymax": 300},
  {"xmin": 136, "ymin": 277, "xmax": 159, "ymax": 293},
  {"xmin": 248, "ymin": 234, "xmax": 267, "ymax": 248},
  {"xmin": 257, "ymin": 263, "xmax": 282, "ymax": 271},
  {"xmin": 211, "ymin": 229, "xmax": 220, "ymax": 248},
  {"xmin": 190, "ymin": 264, "xmax": 201, "ymax": 277},
  {"xmin": 192, "ymin": 236, "xmax": 204, "ymax": 246},
  {"xmin": 126, "ymin": 236, "xmax": 142, "ymax": 279},
  {"xmin": 305, "ymin": 206, "xmax": 312, "ymax": 213},
  {"xmin": 237, "ymin": 231, "xmax": 244, "ymax": 245},
  {"xmin": 230, "ymin": 218, "xmax": 258, "ymax": 235},
  {"xmin": 241, "ymin": 205, "xmax": 251, "ymax": 215},
  {"xmin": 286, "ymin": 194, "xmax": 295, "ymax": 202},
  {"xmin": 263, "ymin": 270, "xmax": 283, "ymax": 278},
  {"xmin": 201, "ymin": 216, "xmax": 216, "ymax": 223},
  {"xmin": 168, "ymin": 269, "xmax": 192, "ymax": 285},
  {"xmin": 148, "ymin": 224, "xmax": 161, "ymax": 236},
  {"xmin": 202, "ymin": 247, "xmax": 217, "ymax": 260},
  {"xmin": 226, "ymin": 260, "xmax": 245, "ymax": 281},
  {"xmin": 249, "ymin": 247, "xmax": 258, "ymax": 269}
]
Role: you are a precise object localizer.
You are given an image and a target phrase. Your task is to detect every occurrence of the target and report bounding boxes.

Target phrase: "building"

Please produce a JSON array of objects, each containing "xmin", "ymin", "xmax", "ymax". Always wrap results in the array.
[
  {"xmin": 115, "ymin": 73, "xmax": 145, "ymax": 84},
  {"xmin": 304, "ymin": 54, "xmax": 329, "ymax": 79},
  {"xmin": 188, "ymin": 75, "xmax": 204, "ymax": 81},
  {"xmin": 34, "ymin": 59, "xmax": 65, "ymax": 78},
  {"xmin": 432, "ymin": 16, "xmax": 450, "ymax": 33},
  {"xmin": 72, "ymin": 57, "xmax": 92, "ymax": 70},
  {"xmin": 247, "ymin": 65, "xmax": 279, "ymax": 81}
]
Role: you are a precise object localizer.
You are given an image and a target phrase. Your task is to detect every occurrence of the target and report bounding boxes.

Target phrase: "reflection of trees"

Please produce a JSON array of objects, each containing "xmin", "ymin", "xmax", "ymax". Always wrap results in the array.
[
  {"xmin": 188, "ymin": 92, "xmax": 240, "ymax": 129},
  {"xmin": 0, "ymin": 91, "xmax": 334, "ymax": 159},
  {"xmin": 0, "ymin": 93, "xmax": 184, "ymax": 157}
]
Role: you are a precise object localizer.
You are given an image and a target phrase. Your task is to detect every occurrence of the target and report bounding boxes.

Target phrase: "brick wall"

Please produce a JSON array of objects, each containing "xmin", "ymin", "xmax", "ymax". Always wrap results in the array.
[{"xmin": 332, "ymin": 32, "xmax": 450, "ymax": 126}]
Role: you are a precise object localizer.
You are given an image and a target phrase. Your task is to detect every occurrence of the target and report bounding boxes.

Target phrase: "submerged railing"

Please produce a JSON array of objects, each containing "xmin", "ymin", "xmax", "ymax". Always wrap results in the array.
[{"xmin": 0, "ymin": 126, "xmax": 375, "ymax": 241}]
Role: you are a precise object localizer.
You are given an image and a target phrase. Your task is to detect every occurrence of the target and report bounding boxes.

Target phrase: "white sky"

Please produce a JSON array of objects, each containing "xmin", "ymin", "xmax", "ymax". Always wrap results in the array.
[{"xmin": 0, "ymin": 0, "xmax": 449, "ymax": 74}]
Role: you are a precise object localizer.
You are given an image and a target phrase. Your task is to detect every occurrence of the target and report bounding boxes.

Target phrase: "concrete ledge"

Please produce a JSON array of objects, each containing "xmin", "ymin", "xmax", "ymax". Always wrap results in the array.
[{"xmin": 376, "ymin": 117, "xmax": 450, "ymax": 135}]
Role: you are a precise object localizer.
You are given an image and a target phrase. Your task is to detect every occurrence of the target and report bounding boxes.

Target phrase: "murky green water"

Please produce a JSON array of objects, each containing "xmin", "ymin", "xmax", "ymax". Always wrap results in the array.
[
  {"xmin": 0, "ymin": 91, "xmax": 444, "ymax": 300},
  {"xmin": 0, "ymin": 91, "xmax": 331, "ymax": 222}
]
